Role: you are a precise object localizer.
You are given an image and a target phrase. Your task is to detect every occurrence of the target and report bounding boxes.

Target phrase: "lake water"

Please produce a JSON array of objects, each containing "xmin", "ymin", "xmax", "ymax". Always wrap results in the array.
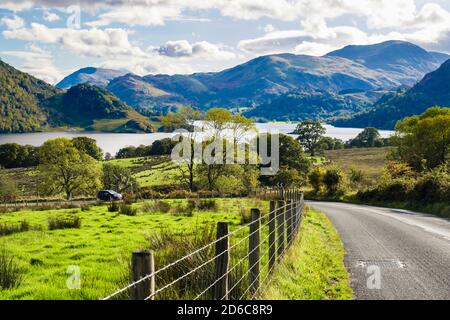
[{"xmin": 0, "ymin": 123, "xmax": 394, "ymax": 156}]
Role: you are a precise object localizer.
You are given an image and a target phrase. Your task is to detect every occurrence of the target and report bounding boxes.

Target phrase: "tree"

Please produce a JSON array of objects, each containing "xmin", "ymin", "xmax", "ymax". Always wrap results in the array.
[
  {"xmin": 164, "ymin": 107, "xmax": 202, "ymax": 191},
  {"xmin": 392, "ymin": 107, "xmax": 450, "ymax": 171},
  {"xmin": 260, "ymin": 134, "xmax": 311, "ymax": 187},
  {"xmin": 105, "ymin": 152, "xmax": 112, "ymax": 161},
  {"xmin": 347, "ymin": 127, "xmax": 383, "ymax": 148},
  {"xmin": 318, "ymin": 136, "xmax": 345, "ymax": 152},
  {"xmin": 116, "ymin": 146, "xmax": 137, "ymax": 159},
  {"xmin": 38, "ymin": 138, "xmax": 101, "ymax": 200},
  {"xmin": 102, "ymin": 163, "xmax": 138, "ymax": 193},
  {"xmin": 204, "ymin": 108, "xmax": 233, "ymax": 137},
  {"xmin": 0, "ymin": 143, "xmax": 39, "ymax": 168},
  {"xmin": 150, "ymin": 138, "xmax": 177, "ymax": 156},
  {"xmin": 269, "ymin": 166, "xmax": 301, "ymax": 188},
  {"xmin": 294, "ymin": 120, "xmax": 326, "ymax": 156},
  {"xmin": 71, "ymin": 137, "xmax": 103, "ymax": 160}
]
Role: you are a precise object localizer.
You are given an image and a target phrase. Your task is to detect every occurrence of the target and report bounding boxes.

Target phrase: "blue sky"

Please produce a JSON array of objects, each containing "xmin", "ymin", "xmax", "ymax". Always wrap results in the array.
[{"xmin": 1, "ymin": 0, "xmax": 450, "ymax": 84}]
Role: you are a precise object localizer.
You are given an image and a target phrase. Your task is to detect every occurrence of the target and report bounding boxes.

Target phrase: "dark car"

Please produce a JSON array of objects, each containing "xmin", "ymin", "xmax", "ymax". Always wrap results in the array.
[{"xmin": 97, "ymin": 190, "xmax": 122, "ymax": 201}]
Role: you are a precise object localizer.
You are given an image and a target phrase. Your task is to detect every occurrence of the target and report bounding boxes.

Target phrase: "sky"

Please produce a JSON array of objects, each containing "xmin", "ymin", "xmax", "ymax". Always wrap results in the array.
[{"xmin": 1, "ymin": 0, "xmax": 450, "ymax": 85}]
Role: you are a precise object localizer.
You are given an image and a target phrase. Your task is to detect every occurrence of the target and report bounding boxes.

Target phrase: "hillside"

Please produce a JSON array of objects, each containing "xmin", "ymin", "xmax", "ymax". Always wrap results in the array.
[
  {"xmin": 327, "ymin": 40, "xmax": 449, "ymax": 85},
  {"xmin": 333, "ymin": 59, "xmax": 450, "ymax": 129},
  {"xmin": 243, "ymin": 89, "xmax": 386, "ymax": 121},
  {"xmin": 46, "ymin": 84, "xmax": 154, "ymax": 133},
  {"xmin": 56, "ymin": 67, "xmax": 127, "ymax": 89},
  {"xmin": 0, "ymin": 59, "xmax": 60, "ymax": 133},
  {"xmin": 0, "ymin": 59, "xmax": 153, "ymax": 133}
]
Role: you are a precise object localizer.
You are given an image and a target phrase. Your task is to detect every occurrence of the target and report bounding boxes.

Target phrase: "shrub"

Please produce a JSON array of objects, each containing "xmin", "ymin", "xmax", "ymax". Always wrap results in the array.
[
  {"xmin": 48, "ymin": 216, "xmax": 81, "ymax": 230},
  {"xmin": 80, "ymin": 204, "xmax": 91, "ymax": 211},
  {"xmin": 119, "ymin": 204, "xmax": 137, "ymax": 216},
  {"xmin": 350, "ymin": 168, "xmax": 365, "ymax": 184},
  {"xmin": 187, "ymin": 199, "xmax": 218, "ymax": 212},
  {"xmin": 0, "ymin": 247, "xmax": 23, "ymax": 289},
  {"xmin": 323, "ymin": 167, "xmax": 345, "ymax": 195},
  {"xmin": 0, "ymin": 221, "xmax": 30, "ymax": 236},
  {"xmin": 108, "ymin": 202, "xmax": 120, "ymax": 212},
  {"xmin": 308, "ymin": 167, "xmax": 326, "ymax": 194},
  {"xmin": 412, "ymin": 166, "xmax": 450, "ymax": 202}
]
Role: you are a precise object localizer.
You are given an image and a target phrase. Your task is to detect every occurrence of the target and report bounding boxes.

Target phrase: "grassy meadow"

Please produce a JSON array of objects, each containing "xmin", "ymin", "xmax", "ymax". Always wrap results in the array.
[{"xmin": 0, "ymin": 198, "xmax": 271, "ymax": 300}]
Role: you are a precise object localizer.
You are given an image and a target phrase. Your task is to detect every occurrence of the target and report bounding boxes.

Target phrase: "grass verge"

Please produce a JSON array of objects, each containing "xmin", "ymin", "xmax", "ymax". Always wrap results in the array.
[{"xmin": 263, "ymin": 206, "xmax": 353, "ymax": 300}]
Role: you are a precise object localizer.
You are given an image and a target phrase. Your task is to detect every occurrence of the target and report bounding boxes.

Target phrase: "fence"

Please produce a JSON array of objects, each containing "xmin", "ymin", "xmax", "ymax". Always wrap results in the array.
[{"xmin": 103, "ymin": 188, "xmax": 305, "ymax": 300}]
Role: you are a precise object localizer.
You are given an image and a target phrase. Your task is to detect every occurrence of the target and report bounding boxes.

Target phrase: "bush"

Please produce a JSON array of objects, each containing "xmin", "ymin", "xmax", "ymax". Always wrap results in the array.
[
  {"xmin": 412, "ymin": 166, "xmax": 450, "ymax": 202},
  {"xmin": 0, "ymin": 247, "xmax": 23, "ymax": 289},
  {"xmin": 80, "ymin": 204, "xmax": 91, "ymax": 212},
  {"xmin": 0, "ymin": 221, "xmax": 30, "ymax": 236},
  {"xmin": 187, "ymin": 199, "xmax": 218, "ymax": 212},
  {"xmin": 119, "ymin": 204, "xmax": 137, "ymax": 216},
  {"xmin": 308, "ymin": 167, "xmax": 326, "ymax": 194},
  {"xmin": 350, "ymin": 168, "xmax": 365, "ymax": 184},
  {"xmin": 323, "ymin": 167, "xmax": 345, "ymax": 195},
  {"xmin": 48, "ymin": 216, "xmax": 81, "ymax": 230}
]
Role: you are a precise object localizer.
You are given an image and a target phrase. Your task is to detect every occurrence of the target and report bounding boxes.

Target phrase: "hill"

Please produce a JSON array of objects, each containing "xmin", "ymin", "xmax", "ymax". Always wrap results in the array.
[
  {"xmin": 56, "ymin": 67, "xmax": 127, "ymax": 89},
  {"xmin": 0, "ymin": 59, "xmax": 153, "ymax": 133},
  {"xmin": 333, "ymin": 59, "xmax": 450, "ymax": 129},
  {"xmin": 0, "ymin": 59, "xmax": 60, "ymax": 133},
  {"xmin": 327, "ymin": 40, "xmax": 449, "ymax": 85}
]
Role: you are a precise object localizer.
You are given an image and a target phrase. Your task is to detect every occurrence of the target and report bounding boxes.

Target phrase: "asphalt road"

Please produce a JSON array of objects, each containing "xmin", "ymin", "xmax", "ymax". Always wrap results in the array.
[{"xmin": 308, "ymin": 201, "xmax": 450, "ymax": 300}]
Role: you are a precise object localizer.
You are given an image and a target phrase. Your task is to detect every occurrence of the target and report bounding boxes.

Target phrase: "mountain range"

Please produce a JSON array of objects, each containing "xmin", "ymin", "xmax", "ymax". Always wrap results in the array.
[
  {"xmin": 0, "ymin": 60, "xmax": 153, "ymax": 134},
  {"xmin": 55, "ymin": 40, "xmax": 449, "ymax": 128},
  {"xmin": 1, "ymin": 40, "xmax": 449, "ymax": 134}
]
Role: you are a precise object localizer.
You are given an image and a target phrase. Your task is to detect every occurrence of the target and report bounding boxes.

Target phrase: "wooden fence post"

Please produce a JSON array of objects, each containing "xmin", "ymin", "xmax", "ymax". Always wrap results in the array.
[
  {"xmin": 268, "ymin": 201, "xmax": 276, "ymax": 273},
  {"xmin": 248, "ymin": 208, "xmax": 261, "ymax": 298},
  {"xmin": 131, "ymin": 249, "xmax": 155, "ymax": 300},
  {"xmin": 214, "ymin": 222, "xmax": 229, "ymax": 300},
  {"xmin": 276, "ymin": 200, "xmax": 285, "ymax": 259}
]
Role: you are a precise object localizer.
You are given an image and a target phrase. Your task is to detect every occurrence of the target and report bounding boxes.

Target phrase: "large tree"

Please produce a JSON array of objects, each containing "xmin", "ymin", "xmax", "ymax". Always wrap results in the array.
[
  {"xmin": 392, "ymin": 107, "xmax": 450, "ymax": 171},
  {"xmin": 294, "ymin": 120, "xmax": 326, "ymax": 156},
  {"xmin": 102, "ymin": 163, "xmax": 138, "ymax": 193},
  {"xmin": 72, "ymin": 137, "xmax": 104, "ymax": 160},
  {"xmin": 38, "ymin": 138, "xmax": 101, "ymax": 200},
  {"xmin": 347, "ymin": 127, "xmax": 383, "ymax": 148},
  {"xmin": 163, "ymin": 107, "xmax": 202, "ymax": 191}
]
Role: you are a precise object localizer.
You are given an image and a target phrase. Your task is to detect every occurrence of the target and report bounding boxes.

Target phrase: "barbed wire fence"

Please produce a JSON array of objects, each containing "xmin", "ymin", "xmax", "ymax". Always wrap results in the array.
[{"xmin": 102, "ymin": 188, "xmax": 305, "ymax": 301}]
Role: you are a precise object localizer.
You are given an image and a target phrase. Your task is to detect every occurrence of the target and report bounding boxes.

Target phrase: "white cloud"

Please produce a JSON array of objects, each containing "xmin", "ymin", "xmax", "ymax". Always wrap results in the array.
[
  {"xmin": 3, "ymin": 24, "xmax": 147, "ymax": 59},
  {"xmin": 43, "ymin": 9, "xmax": 60, "ymax": 22},
  {"xmin": 1, "ymin": 16, "xmax": 25, "ymax": 30},
  {"xmin": 1, "ymin": 44, "xmax": 63, "ymax": 84},
  {"xmin": 154, "ymin": 40, "xmax": 236, "ymax": 59}
]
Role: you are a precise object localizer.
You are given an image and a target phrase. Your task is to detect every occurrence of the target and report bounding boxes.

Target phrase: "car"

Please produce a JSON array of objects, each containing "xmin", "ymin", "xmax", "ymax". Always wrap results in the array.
[{"xmin": 97, "ymin": 190, "xmax": 122, "ymax": 201}]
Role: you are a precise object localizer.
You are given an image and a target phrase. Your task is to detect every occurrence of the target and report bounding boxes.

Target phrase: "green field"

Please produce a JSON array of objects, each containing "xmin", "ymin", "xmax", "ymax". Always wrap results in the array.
[
  {"xmin": 0, "ymin": 198, "xmax": 269, "ymax": 300},
  {"xmin": 264, "ymin": 207, "xmax": 352, "ymax": 300}
]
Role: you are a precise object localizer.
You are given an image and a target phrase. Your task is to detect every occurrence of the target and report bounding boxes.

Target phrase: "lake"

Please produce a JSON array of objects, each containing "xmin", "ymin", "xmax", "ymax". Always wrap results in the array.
[{"xmin": 0, "ymin": 124, "xmax": 394, "ymax": 156}]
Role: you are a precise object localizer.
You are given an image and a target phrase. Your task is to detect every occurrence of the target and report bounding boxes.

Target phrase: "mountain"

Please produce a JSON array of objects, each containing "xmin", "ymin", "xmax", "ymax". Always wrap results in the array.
[
  {"xmin": 56, "ymin": 67, "xmax": 127, "ymax": 89},
  {"xmin": 46, "ymin": 83, "xmax": 154, "ymax": 133},
  {"xmin": 107, "ymin": 53, "xmax": 399, "ymax": 113},
  {"xmin": 333, "ymin": 59, "xmax": 450, "ymax": 129},
  {"xmin": 0, "ymin": 59, "xmax": 60, "ymax": 133},
  {"xmin": 99, "ymin": 41, "xmax": 448, "ymax": 118},
  {"xmin": 0, "ymin": 59, "xmax": 153, "ymax": 133},
  {"xmin": 243, "ymin": 89, "xmax": 388, "ymax": 121},
  {"xmin": 327, "ymin": 40, "xmax": 449, "ymax": 86}
]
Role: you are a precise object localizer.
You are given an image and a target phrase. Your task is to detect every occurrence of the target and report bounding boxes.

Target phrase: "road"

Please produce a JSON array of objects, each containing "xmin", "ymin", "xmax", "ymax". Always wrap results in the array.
[{"xmin": 308, "ymin": 201, "xmax": 450, "ymax": 300}]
